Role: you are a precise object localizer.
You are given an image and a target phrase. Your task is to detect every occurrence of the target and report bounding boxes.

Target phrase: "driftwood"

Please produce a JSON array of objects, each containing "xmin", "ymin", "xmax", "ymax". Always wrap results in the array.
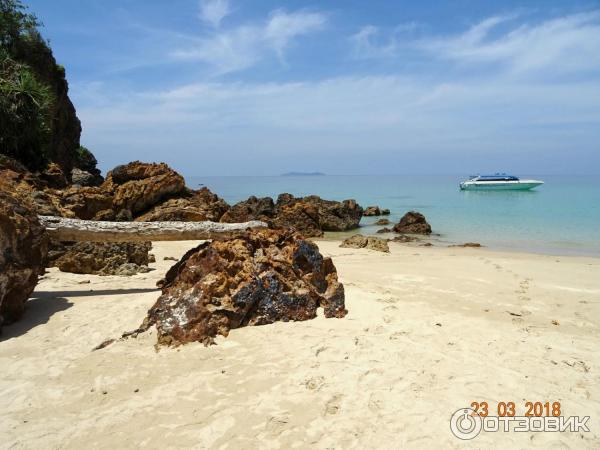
[{"xmin": 38, "ymin": 216, "xmax": 268, "ymax": 243}]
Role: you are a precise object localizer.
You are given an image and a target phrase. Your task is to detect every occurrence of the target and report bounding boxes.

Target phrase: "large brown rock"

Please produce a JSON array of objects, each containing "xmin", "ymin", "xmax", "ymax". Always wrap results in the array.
[
  {"xmin": 143, "ymin": 229, "xmax": 346, "ymax": 346},
  {"xmin": 136, "ymin": 187, "xmax": 229, "ymax": 222},
  {"xmin": 54, "ymin": 186, "xmax": 114, "ymax": 220},
  {"xmin": 393, "ymin": 211, "xmax": 432, "ymax": 235},
  {"xmin": 279, "ymin": 194, "xmax": 363, "ymax": 233},
  {"xmin": 50, "ymin": 241, "xmax": 152, "ymax": 276},
  {"xmin": 219, "ymin": 196, "xmax": 276, "ymax": 224},
  {"xmin": 363, "ymin": 206, "xmax": 390, "ymax": 216},
  {"xmin": 0, "ymin": 191, "xmax": 48, "ymax": 332},
  {"xmin": 103, "ymin": 161, "xmax": 186, "ymax": 216},
  {"xmin": 221, "ymin": 193, "xmax": 363, "ymax": 237},
  {"xmin": 339, "ymin": 234, "xmax": 390, "ymax": 253}
]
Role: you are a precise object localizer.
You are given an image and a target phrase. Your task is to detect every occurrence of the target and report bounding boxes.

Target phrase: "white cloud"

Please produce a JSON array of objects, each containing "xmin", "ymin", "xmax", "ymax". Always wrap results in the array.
[
  {"xmin": 76, "ymin": 74, "xmax": 600, "ymax": 175},
  {"xmin": 172, "ymin": 10, "xmax": 326, "ymax": 73},
  {"xmin": 421, "ymin": 11, "xmax": 600, "ymax": 74},
  {"xmin": 199, "ymin": 0, "xmax": 231, "ymax": 28},
  {"xmin": 353, "ymin": 11, "xmax": 600, "ymax": 76}
]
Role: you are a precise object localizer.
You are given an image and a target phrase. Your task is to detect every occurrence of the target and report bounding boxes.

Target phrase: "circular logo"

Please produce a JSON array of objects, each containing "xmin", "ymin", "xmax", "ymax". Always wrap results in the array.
[{"xmin": 450, "ymin": 408, "xmax": 482, "ymax": 440}]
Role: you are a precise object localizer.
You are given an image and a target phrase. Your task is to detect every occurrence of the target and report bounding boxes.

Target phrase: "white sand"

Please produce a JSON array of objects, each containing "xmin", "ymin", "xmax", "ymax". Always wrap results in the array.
[{"xmin": 1, "ymin": 240, "xmax": 599, "ymax": 449}]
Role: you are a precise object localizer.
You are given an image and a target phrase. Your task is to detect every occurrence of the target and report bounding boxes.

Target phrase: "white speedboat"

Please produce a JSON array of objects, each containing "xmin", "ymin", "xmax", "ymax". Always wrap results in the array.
[{"xmin": 459, "ymin": 174, "xmax": 544, "ymax": 191}]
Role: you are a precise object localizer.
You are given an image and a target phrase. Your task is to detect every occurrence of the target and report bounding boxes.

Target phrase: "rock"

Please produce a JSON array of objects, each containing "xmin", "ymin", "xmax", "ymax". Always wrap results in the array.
[
  {"xmin": 300, "ymin": 196, "xmax": 363, "ymax": 232},
  {"xmin": 219, "ymin": 196, "xmax": 276, "ymax": 223},
  {"xmin": 50, "ymin": 241, "xmax": 152, "ymax": 275},
  {"xmin": 374, "ymin": 218, "xmax": 391, "ymax": 225},
  {"xmin": 163, "ymin": 256, "xmax": 178, "ymax": 261},
  {"xmin": 450, "ymin": 242, "xmax": 483, "ymax": 248},
  {"xmin": 143, "ymin": 229, "xmax": 346, "ymax": 346},
  {"xmin": 391, "ymin": 234, "xmax": 419, "ymax": 243},
  {"xmin": 148, "ymin": 254, "xmax": 156, "ymax": 263},
  {"xmin": 339, "ymin": 234, "xmax": 390, "ymax": 253},
  {"xmin": 40, "ymin": 163, "xmax": 68, "ymax": 189},
  {"xmin": 0, "ymin": 190, "xmax": 48, "ymax": 332},
  {"xmin": 221, "ymin": 194, "xmax": 363, "ymax": 237},
  {"xmin": 376, "ymin": 227, "xmax": 393, "ymax": 234},
  {"xmin": 55, "ymin": 186, "xmax": 114, "ymax": 220},
  {"xmin": 273, "ymin": 199, "xmax": 322, "ymax": 237},
  {"xmin": 393, "ymin": 211, "xmax": 432, "ymax": 235},
  {"xmin": 136, "ymin": 187, "xmax": 229, "ymax": 222},
  {"xmin": 103, "ymin": 161, "xmax": 186, "ymax": 216},
  {"xmin": 71, "ymin": 168, "xmax": 100, "ymax": 187},
  {"xmin": 363, "ymin": 206, "xmax": 390, "ymax": 216}
]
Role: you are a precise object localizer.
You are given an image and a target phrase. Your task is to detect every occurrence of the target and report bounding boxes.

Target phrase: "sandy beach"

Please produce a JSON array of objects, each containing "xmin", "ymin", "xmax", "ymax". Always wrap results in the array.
[{"xmin": 1, "ymin": 240, "xmax": 600, "ymax": 449}]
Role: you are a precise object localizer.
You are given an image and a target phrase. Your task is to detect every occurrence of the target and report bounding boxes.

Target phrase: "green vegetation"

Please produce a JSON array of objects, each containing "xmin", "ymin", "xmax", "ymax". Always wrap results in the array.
[
  {"xmin": 0, "ymin": 47, "xmax": 54, "ymax": 169},
  {"xmin": 0, "ymin": 0, "xmax": 54, "ymax": 170}
]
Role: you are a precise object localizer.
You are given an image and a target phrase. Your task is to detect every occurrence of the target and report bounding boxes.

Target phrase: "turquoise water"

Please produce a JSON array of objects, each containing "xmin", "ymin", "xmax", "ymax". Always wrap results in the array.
[{"xmin": 189, "ymin": 175, "xmax": 600, "ymax": 257}]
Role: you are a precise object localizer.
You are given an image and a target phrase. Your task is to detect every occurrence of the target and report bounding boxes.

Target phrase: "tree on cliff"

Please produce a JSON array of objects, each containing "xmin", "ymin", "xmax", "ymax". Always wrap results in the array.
[{"xmin": 0, "ymin": 0, "xmax": 98, "ymax": 179}]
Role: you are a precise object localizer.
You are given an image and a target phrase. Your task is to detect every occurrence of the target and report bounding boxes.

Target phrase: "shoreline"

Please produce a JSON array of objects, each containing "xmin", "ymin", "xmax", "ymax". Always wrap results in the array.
[
  {"xmin": 322, "ymin": 230, "xmax": 600, "ymax": 259},
  {"xmin": 2, "ymin": 238, "xmax": 599, "ymax": 448}
]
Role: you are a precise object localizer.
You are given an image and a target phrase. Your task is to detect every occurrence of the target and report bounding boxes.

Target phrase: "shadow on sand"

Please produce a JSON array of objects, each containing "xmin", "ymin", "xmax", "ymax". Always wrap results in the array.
[{"xmin": 0, "ymin": 288, "xmax": 159, "ymax": 341}]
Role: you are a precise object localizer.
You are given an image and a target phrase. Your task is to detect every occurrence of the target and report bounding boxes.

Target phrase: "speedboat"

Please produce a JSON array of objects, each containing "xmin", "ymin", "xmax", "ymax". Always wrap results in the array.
[{"xmin": 459, "ymin": 174, "xmax": 544, "ymax": 191}]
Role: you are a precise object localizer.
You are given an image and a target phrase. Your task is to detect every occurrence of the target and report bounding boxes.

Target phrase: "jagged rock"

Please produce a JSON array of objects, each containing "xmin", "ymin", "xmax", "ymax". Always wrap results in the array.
[
  {"xmin": 103, "ymin": 161, "xmax": 186, "ymax": 216},
  {"xmin": 219, "ymin": 196, "xmax": 276, "ymax": 224},
  {"xmin": 392, "ymin": 234, "xmax": 419, "ymax": 243},
  {"xmin": 136, "ymin": 187, "xmax": 229, "ymax": 222},
  {"xmin": 273, "ymin": 199, "xmax": 323, "ymax": 237},
  {"xmin": 39, "ymin": 163, "xmax": 68, "ymax": 189},
  {"xmin": 450, "ymin": 242, "xmax": 483, "ymax": 248},
  {"xmin": 143, "ymin": 229, "xmax": 346, "ymax": 346},
  {"xmin": 221, "ymin": 194, "xmax": 362, "ymax": 237},
  {"xmin": 339, "ymin": 234, "xmax": 390, "ymax": 253},
  {"xmin": 0, "ymin": 191, "xmax": 48, "ymax": 332},
  {"xmin": 295, "ymin": 195, "xmax": 363, "ymax": 232},
  {"xmin": 50, "ymin": 241, "xmax": 152, "ymax": 275},
  {"xmin": 363, "ymin": 206, "xmax": 390, "ymax": 216},
  {"xmin": 55, "ymin": 186, "xmax": 114, "ymax": 220},
  {"xmin": 374, "ymin": 218, "xmax": 391, "ymax": 225},
  {"xmin": 71, "ymin": 168, "xmax": 100, "ymax": 187},
  {"xmin": 376, "ymin": 227, "xmax": 393, "ymax": 234},
  {"xmin": 393, "ymin": 211, "xmax": 432, "ymax": 235}
]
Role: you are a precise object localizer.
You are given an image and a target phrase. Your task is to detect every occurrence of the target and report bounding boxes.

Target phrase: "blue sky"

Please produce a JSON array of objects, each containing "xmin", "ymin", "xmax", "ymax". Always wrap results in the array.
[{"xmin": 27, "ymin": 0, "xmax": 600, "ymax": 175}]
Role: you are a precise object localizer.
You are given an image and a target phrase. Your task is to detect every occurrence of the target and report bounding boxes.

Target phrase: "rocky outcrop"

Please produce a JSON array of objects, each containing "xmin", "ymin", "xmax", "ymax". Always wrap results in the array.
[
  {"xmin": 40, "ymin": 163, "xmax": 68, "ymax": 189},
  {"xmin": 393, "ymin": 211, "xmax": 432, "ymax": 235},
  {"xmin": 136, "ymin": 187, "xmax": 229, "ymax": 222},
  {"xmin": 71, "ymin": 168, "xmax": 101, "ymax": 187},
  {"xmin": 0, "ymin": 191, "xmax": 48, "ymax": 332},
  {"xmin": 54, "ymin": 186, "xmax": 114, "ymax": 220},
  {"xmin": 219, "ymin": 196, "xmax": 276, "ymax": 224},
  {"xmin": 392, "ymin": 234, "xmax": 419, "ymax": 243},
  {"xmin": 376, "ymin": 227, "xmax": 393, "ymax": 234},
  {"xmin": 363, "ymin": 206, "xmax": 390, "ymax": 216},
  {"xmin": 142, "ymin": 229, "xmax": 346, "ymax": 346},
  {"xmin": 374, "ymin": 218, "xmax": 391, "ymax": 225},
  {"xmin": 339, "ymin": 234, "xmax": 390, "ymax": 253},
  {"xmin": 103, "ymin": 161, "xmax": 186, "ymax": 217},
  {"xmin": 221, "ymin": 193, "xmax": 363, "ymax": 237},
  {"xmin": 49, "ymin": 241, "xmax": 152, "ymax": 276},
  {"xmin": 450, "ymin": 242, "xmax": 482, "ymax": 248}
]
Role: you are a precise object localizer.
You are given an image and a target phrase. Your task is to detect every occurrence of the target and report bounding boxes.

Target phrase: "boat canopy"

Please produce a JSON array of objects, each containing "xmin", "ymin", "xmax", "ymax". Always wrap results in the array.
[{"xmin": 470, "ymin": 173, "xmax": 519, "ymax": 181}]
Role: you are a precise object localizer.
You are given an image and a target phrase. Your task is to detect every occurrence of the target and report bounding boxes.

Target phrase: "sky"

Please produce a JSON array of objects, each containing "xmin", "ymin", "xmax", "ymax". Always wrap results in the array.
[{"xmin": 27, "ymin": 0, "xmax": 600, "ymax": 176}]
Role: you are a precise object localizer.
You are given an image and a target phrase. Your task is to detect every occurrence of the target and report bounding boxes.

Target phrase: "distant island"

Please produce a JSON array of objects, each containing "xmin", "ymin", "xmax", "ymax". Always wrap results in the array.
[{"xmin": 281, "ymin": 172, "xmax": 326, "ymax": 177}]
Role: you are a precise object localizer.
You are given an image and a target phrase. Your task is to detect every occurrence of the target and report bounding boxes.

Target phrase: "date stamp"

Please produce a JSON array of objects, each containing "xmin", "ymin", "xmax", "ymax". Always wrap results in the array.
[
  {"xmin": 450, "ymin": 402, "xmax": 590, "ymax": 440},
  {"xmin": 470, "ymin": 401, "xmax": 562, "ymax": 417}
]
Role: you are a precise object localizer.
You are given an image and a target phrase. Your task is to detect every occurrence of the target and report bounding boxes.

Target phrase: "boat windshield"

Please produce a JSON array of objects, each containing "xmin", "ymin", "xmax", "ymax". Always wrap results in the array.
[{"xmin": 475, "ymin": 174, "xmax": 519, "ymax": 181}]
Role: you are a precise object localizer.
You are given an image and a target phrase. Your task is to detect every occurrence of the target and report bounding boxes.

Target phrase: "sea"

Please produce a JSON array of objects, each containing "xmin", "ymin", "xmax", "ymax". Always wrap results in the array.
[{"xmin": 188, "ymin": 175, "xmax": 600, "ymax": 257}]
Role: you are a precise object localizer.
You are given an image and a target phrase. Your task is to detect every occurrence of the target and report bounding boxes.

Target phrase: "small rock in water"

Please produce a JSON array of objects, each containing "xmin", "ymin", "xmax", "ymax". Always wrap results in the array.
[
  {"xmin": 393, "ymin": 211, "xmax": 432, "ymax": 235},
  {"xmin": 340, "ymin": 234, "xmax": 390, "ymax": 253}
]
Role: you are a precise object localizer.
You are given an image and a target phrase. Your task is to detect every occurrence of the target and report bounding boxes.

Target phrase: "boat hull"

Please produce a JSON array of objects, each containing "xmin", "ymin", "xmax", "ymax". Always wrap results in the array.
[{"xmin": 460, "ymin": 181, "xmax": 544, "ymax": 191}]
